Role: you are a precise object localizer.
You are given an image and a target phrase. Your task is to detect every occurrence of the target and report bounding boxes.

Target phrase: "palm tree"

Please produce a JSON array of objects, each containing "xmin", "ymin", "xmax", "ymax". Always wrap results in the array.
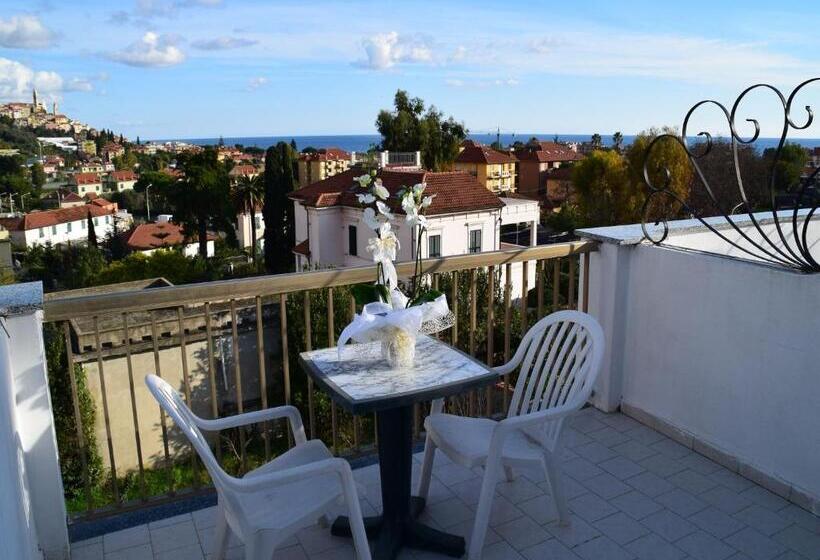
[
  {"xmin": 232, "ymin": 174, "xmax": 265, "ymax": 263},
  {"xmin": 612, "ymin": 131, "xmax": 624, "ymax": 152}
]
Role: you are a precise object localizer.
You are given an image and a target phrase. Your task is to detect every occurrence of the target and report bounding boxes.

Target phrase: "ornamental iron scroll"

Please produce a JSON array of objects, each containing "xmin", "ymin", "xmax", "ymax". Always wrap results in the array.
[{"xmin": 641, "ymin": 79, "xmax": 820, "ymax": 273}]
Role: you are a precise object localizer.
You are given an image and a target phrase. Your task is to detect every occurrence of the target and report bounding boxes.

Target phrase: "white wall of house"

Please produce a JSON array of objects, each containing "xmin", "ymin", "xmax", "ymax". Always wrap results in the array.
[
  {"xmin": 580, "ymin": 219, "xmax": 820, "ymax": 514},
  {"xmin": 73, "ymin": 183, "xmax": 103, "ymax": 196},
  {"xmin": 139, "ymin": 240, "xmax": 213, "ymax": 258},
  {"xmin": 106, "ymin": 179, "xmax": 136, "ymax": 192},
  {"xmin": 11, "ymin": 215, "xmax": 115, "ymax": 248},
  {"xmin": 236, "ymin": 211, "xmax": 265, "ymax": 251}
]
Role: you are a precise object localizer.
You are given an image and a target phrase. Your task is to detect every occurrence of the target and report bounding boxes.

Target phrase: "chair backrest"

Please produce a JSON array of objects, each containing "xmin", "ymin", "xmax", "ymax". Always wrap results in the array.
[{"xmin": 506, "ymin": 310, "xmax": 605, "ymax": 419}]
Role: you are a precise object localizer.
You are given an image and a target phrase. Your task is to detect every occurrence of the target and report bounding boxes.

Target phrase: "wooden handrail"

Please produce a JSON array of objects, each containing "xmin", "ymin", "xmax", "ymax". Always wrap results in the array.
[{"xmin": 43, "ymin": 241, "xmax": 596, "ymax": 321}]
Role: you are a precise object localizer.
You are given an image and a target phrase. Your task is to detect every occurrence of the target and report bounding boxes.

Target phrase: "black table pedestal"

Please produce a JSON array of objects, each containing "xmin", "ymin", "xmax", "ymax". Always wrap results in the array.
[{"xmin": 330, "ymin": 406, "xmax": 466, "ymax": 559}]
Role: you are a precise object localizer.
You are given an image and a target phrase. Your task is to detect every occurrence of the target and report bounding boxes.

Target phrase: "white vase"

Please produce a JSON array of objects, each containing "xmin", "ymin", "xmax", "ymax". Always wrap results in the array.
[{"xmin": 380, "ymin": 327, "xmax": 416, "ymax": 368}]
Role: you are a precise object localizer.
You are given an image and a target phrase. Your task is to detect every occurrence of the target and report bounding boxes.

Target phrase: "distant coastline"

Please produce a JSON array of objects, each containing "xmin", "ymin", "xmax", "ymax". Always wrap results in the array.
[{"xmin": 150, "ymin": 133, "xmax": 820, "ymax": 153}]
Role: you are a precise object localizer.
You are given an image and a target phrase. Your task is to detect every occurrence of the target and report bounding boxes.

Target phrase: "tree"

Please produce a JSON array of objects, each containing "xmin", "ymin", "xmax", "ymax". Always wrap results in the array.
[
  {"xmin": 765, "ymin": 142, "xmax": 808, "ymax": 195},
  {"xmin": 590, "ymin": 133, "xmax": 603, "ymax": 149},
  {"xmin": 30, "ymin": 162, "xmax": 46, "ymax": 189},
  {"xmin": 86, "ymin": 211, "xmax": 98, "ymax": 247},
  {"xmin": 232, "ymin": 174, "xmax": 265, "ymax": 263},
  {"xmin": 376, "ymin": 90, "xmax": 467, "ymax": 170},
  {"xmin": 163, "ymin": 148, "xmax": 231, "ymax": 258},
  {"xmin": 612, "ymin": 131, "xmax": 624, "ymax": 152},
  {"xmin": 572, "ymin": 150, "xmax": 632, "ymax": 227},
  {"xmin": 290, "ymin": 139, "xmax": 297, "ymax": 151},
  {"xmin": 263, "ymin": 142, "xmax": 297, "ymax": 273}
]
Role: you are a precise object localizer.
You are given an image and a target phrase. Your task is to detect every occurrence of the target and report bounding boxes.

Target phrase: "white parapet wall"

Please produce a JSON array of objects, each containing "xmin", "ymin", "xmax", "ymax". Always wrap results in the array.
[
  {"xmin": 0, "ymin": 282, "xmax": 69, "ymax": 559},
  {"xmin": 579, "ymin": 217, "xmax": 820, "ymax": 515}
]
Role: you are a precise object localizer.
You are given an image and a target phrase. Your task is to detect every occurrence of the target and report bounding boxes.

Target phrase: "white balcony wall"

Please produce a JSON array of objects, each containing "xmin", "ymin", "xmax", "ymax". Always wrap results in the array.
[{"xmin": 581, "ymin": 222, "xmax": 820, "ymax": 515}]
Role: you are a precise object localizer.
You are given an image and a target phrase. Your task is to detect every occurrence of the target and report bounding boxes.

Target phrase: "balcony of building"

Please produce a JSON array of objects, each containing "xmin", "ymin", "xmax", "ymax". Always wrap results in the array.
[{"xmin": 0, "ymin": 210, "xmax": 818, "ymax": 560}]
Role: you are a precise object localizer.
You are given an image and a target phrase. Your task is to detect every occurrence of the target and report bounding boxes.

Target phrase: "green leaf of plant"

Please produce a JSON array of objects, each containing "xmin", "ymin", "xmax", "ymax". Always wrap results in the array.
[
  {"xmin": 409, "ymin": 289, "xmax": 443, "ymax": 307},
  {"xmin": 351, "ymin": 283, "xmax": 389, "ymax": 306}
]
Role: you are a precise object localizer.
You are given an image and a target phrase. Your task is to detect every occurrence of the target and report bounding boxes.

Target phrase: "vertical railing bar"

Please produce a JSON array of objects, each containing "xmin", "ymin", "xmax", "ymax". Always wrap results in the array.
[
  {"xmin": 303, "ymin": 291, "xmax": 315, "ymax": 440},
  {"xmin": 177, "ymin": 307, "xmax": 200, "ymax": 487},
  {"xmin": 279, "ymin": 293, "xmax": 292, "ymax": 449},
  {"xmin": 582, "ymin": 251, "xmax": 591, "ymax": 313},
  {"xmin": 349, "ymin": 296, "xmax": 360, "ymax": 452},
  {"xmin": 569, "ymin": 255, "xmax": 577, "ymax": 309},
  {"xmin": 204, "ymin": 302, "xmax": 222, "ymax": 463},
  {"xmin": 503, "ymin": 263, "xmax": 512, "ymax": 415},
  {"xmin": 149, "ymin": 311, "xmax": 174, "ymax": 496},
  {"xmin": 485, "ymin": 265, "xmax": 495, "ymax": 417},
  {"xmin": 552, "ymin": 259, "xmax": 561, "ymax": 311},
  {"xmin": 327, "ymin": 287, "xmax": 338, "ymax": 455},
  {"xmin": 469, "ymin": 268, "xmax": 478, "ymax": 416},
  {"xmin": 521, "ymin": 260, "xmax": 529, "ymax": 334},
  {"xmin": 121, "ymin": 312, "xmax": 147, "ymax": 500},
  {"xmin": 93, "ymin": 316, "xmax": 120, "ymax": 505},
  {"xmin": 229, "ymin": 300, "xmax": 247, "ymax": 472},
  {"xmin": 450, "ymin": 270, "xmax": 458, "ymax": 347},
  {"xmin": 536, "ymin": 260, "xmax": 545, "ymax": 320},
  {"xmin": 255, "ymin": 296, "xmax": 270, "ymax": 461},
  {"xmin": 63, "ymin": 321, "xmax": 93, "ymax": 511}
]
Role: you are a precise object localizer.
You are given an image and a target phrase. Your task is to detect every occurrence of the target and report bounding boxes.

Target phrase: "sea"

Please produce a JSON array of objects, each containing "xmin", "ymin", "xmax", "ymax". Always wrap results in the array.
[{"xmin": 151, "ymin": 133, "xmax": 820, "ymax": 153}]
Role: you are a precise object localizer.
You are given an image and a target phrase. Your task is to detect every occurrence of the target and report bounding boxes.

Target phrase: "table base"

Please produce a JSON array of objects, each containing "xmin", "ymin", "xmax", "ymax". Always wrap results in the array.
[{"xmin": 331, "ymin": 497, "xmax": 465, "ymax": 558}]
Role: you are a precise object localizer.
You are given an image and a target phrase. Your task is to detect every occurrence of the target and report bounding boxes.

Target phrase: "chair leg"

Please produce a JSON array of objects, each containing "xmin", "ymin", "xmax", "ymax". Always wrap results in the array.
[
  {"xmin": 543, "ymin": 454, "xmax": 570, "ymax": 526},
  {"xmin": 503, "ymin": 465, "xmax": 515, "ymax": 482},
  {"xmin": 341, "ymin": 476, "xmax": 372, "ymax": 560},
  {"xmin": 468, "ymin": 459, "xmax": 500, "ymax": 560},
  {"xmin": 417, "ymin": 434, "xmax": 436, "ymax": 500},
  {"xmin": 212, "ymin": 506, "xmax": 230, "ymax": 560}
]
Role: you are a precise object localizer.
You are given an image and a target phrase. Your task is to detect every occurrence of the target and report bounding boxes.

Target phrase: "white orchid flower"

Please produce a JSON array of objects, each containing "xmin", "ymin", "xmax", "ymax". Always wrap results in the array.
[
  {"xmin": 413, "ymin": 182, "xmax": 426, "ymax": 196},
  {"xmin": 367, "ymin": 222, "xmax": 400, "ymax": 288},
  {"xmin": 401, "ymin": 194, "xmax": 418, "ymax": 215},
  {"xmin": 357, "ymin": 193, "xmax": 376, "ymax": 205},
  {"xmin": 355, "ymin": 174, "xmax": 372, "ymax": 188},
  {"xmin": 421, "ymin": 195, "xmax": 434, "ymax": 209},
  {"xmin": 376, "ymin": 201, "xmax": 394, "ymax": 220},
  {"xmin": 362, "ymin": 207, "xmax": 380, "ymax": 230},
  {"xmin": 372, "ymin": 182, "xmax": 390, "ymax": 201}
]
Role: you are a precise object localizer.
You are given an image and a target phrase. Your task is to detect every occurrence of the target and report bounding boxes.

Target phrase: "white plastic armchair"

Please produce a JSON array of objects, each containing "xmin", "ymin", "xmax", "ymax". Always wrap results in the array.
[
  {"xmin": 145, "ymin": 374, "xmax": 371, "ymax": 560},
  {"xmin": 416, "ymin": 310, "xmax": 605, "ymax": 560}
]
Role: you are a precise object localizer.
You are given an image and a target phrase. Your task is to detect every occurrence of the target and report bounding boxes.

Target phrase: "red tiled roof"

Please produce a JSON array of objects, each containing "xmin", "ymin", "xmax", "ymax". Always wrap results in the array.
[
  {"xmin": 0, "ymin": 204, "xmax": 115, "ymax": 231},
  {"xmin": 298, "ymin": 147, "xmax": 351, "ymax": 162},
  {"xmin": 229, "ymin": 165, "xmax": 259, "ymax": 177},
  {"xmin": 72, "ymin": 172, "xmax": 102, "ymax": 185},
  {"xmin": 514, "ymin": 142, "xmax": 582, "ymax": 163},
  {"xmin": 455, "ymin": 145, "xmax": 517, "ymax": 165},
  {"xmin": 290, "ymin": 168, "xmax": 503, "ymax": 215},
  {"xmin": 125, "ymin": 222, "xmax": 216, "ymax": 251},
  {"xmin": 90, "ymin": 197, "xmax": 116, "ymax": 208},
  {"xmin": 109, "ymin": 170, "xmax": 138, "ymax": 181},
  {"xmin": 162, "ymin": 167, "xmax": 184, "ymax": 178},
  {"xmin": 292, "ymin": 239, "xmax": 310, "ymax": 256}
]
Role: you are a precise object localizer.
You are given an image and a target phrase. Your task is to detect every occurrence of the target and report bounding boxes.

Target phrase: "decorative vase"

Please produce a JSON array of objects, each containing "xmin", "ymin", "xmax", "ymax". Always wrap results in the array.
[{"xmin": 380, "ymin": 326, "xmax": 416, "ymax": 368}]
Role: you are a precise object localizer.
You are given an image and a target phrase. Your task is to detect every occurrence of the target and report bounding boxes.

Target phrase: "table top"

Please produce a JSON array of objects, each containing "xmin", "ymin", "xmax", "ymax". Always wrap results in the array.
[{"xmin": 299, "ymin": 335, "xmax": 497, "ymax": 414}]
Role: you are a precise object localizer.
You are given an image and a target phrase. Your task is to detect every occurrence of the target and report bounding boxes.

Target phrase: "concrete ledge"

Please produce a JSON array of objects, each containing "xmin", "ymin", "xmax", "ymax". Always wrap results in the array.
[
  {"xmin": 620, "ymin": 402, "xmax": 820, "ymax": 516},
  {"xmin": 0, "ymin": 282, "xmax": 43, "ymax": 317}
]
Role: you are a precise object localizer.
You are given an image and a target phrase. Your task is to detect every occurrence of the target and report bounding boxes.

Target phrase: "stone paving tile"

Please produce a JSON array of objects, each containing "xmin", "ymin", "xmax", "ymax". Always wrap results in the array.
[
  {"xmin": 667, "ymin": 469, "xmax": 720, "ymax": 495},
  {"xmin": 778, "ymin": 504, "xmax": 820, "ymax": 534},
  {"xmin": 495, "ymin": 475, "xmax": 544, "ymax": 502},
  {"xmin": 640, "ymin": 510, "xmax": 698, "ymax": 542},
  {"xmin": 149, "ymin": 519, "xmax": 199, "ymax": 554},
  {"xmin": 655, "ymin": 488, "xmax": 708, "ymax": 517},
  {"xmin": 102, "ymin": 525, "xmax": 150, "ymax": 553},
  {"xmin": 583, "ymin": 472, "xmax": 633, "ymax": 500},
  {"xmin": 711, "ymin": 468, "xmax": 756, "ymax": 493},
  {"xmin": 104, "ymin": 543, "xmax": 154, "ymax": 560},
  {"xmin": 626, "ymin": 470, "xmax": 676, "ymax": 498},
  {"xmin": 733, "ymin": 504, "xmax": 794, "ymax": 536},
  {"xmin": 494, "ymin": 515, "xmax": 551, "ymax": 551},
  {"xmin": 626, "ymin": 533, "xmax": 687, "ymax": 560},
  {"xmin": 153, "ymin": 543, "xmax": 204, "ymax": 560},
  {"xmin": 480, "ymin": 540, "xmax": 526, "ymax": 560},
  {"xmin": 676, "ymin": 530, "xmax": 737, "ymax": 560},
  {"xmin": 689, "ymin": 507, "xmax": 747, "ymax": 539},
  {"xmin": 521, "ymin": 537, "xmax": 582, "ymax": 560},
  {"xmin": 593, "ymin": 511, "xmax": 650, "ymax": 545},
  {"xmin": 639, "ymin": 453, "xmax": 688, "ymax": 478},
  {"xmin": 575, "ymin": 441, "xmax": 619, "ymax": 464},
  {"xmin": 724, "ymin": 527, "xmax": 788, "ymax": 560},
  {"xmin": 598, "ymin": 456, "xmax": 645, "ymax": 480},
  {"xmin": 562, "ymin": 456, "xmax": 605, "ymax": 481},
  {"xmin": 574, "ymin": 535, "xmax": 635, "ymax": 560},
  {"xmin": 569, "ymin": 492, "xmax": 619, "ymax": 523},
  {"xmin": 71, "ymin": 541, "xmax": 104, "ymax": 560},
  {"xmin": 700, "ymin": 484, "xmax": 756, "ymax": 515},
  {"xmin": 612, "ymin": 440, "xmax": 658, "ymax": 462},
  {"xmin": 545, "ymin": 514, "xmax": 602, "ymax": 548},
  {"xmin": 773, "ymin": 524, "xmax": 820, "ymax": 560},
  {"xmin": 587, "ymin": 426, "xmax": 632, "ymax": 447},
  {"xmin": 610, "ymin": 490, "xmax": 664, "ymax": 520},
  {"xmin": 740, "ymin": 486, "xmax": 790, "ymax": 512},
  {"xmin": 624, "ymin": 425, "xmax": 665, "ymax": 446}
]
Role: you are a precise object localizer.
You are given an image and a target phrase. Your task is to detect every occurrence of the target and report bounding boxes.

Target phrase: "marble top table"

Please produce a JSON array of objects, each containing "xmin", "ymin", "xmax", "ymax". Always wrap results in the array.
[{"xmin": 299, "ymin": 335, "xmax": 498, "ymax": 559}]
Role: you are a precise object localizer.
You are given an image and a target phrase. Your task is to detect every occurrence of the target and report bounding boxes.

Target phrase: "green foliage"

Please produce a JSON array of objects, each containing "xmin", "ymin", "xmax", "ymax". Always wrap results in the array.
[
  {"xmin": 86, "ymin": 211, "xmax": 98, "ymax": 247},
  {"xmin": 544, "ymin": 203, "xmax": 581, "ymax": 233},
  {"xmin": 43, "ymin": 323, "xmax": 103, "ymax": 500},
  {"xmin": 765, "ymin": 142, "xmax": 808, "ymax": 194},
  {"xmin": 0, "ymin": 154, "xmax": 32, "ymax": 196},
  {"xmin": 231, "ymin": 174, "xmax": 265, "ymax": 263},
  {"xmin": 376, "ymin": 90, "xmax": 467, "ymax": 170},
  {"xmin": 20, "ymin": 244, "xmax": 107, "ymax": 291},
  {"xmin": 408, "ymin": 289, "xmax": 442, "ymax": 307},
  {"xmin": 92, "ymin": 250, "xmax": 212, "ymax": 286},
  {"xmin": 263, "ymin": 142, "xmax": 297, "ymax": 274},
  {"xmin": 30, "ymin": 162, "xmax": 46, "ymax": 188},
  {"xmin": 350, "ymin": 283, "xmax": 389, "ymax": 306}
]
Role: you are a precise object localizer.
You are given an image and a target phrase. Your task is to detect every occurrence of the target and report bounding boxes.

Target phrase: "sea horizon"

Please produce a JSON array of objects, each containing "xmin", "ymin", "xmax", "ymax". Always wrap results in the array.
[{"xmin": 149, "ymin": 133, "xmax": 820, "ymax": 153}]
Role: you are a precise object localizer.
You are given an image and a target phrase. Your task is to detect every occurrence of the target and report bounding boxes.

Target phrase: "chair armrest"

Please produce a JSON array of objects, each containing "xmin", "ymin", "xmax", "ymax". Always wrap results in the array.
[
  {"xmin": 194, "ymin": 405, "xmax": 307, "ymax": 445},
  {"xmin": 498, "ymin": 402, "xmax": 577, "ymax": 432},
  {"xmin": 226, "ymin": 457, "xmax": 353, "ymax": 493}
]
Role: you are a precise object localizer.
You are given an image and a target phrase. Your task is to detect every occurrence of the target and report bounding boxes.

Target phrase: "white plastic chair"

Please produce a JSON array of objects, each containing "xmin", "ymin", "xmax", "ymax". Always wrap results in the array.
[
  {"xmin": 416, "ymin": 310, "xmax": 605, "ymax": 560},
  {"xmin": 145, "ymin": 374, "xmax": 372, "ymax": 560}
]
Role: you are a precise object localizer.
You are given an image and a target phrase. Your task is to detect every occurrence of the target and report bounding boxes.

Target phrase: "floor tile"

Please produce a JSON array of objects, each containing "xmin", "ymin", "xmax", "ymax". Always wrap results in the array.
[
  {"xmin": 545, "ymin": 515, "xmax": 601, "ymax": 547},
  {"xmin": 574, "ymin": 535, "xmax": 635, "ymax": 560},
  {"xmin": 593, "ymin": 512, "xmax": 650, "ymax": 545},
  {"xmin": 640, "ymin": 454, "xmax": 688, "ymax": 478},
  {"xmin": 71, "ymin": 541, "xmax": 104, "ymax": 560},
  {"xmin": 655, "ymin": 488, "xmax": 708, "ymax": 517},
  {"xmin": 640, "ymin": 510, "xmax": 697, "ymax": 542},
  {"xmin": 724, "ymin": 527, "xmax": 788, "ymax": 560},
  {"xmin": 521, "ymin": 538, "xmax": 581, "ymax": 560},
  {"xmin": 599, "ymin": 456, "xmax": 645, "ymax": 480},
  {"xmin": 150, "ymin": 519, "xmax": 199, "ymax": 554},
  {"xmin": 575, "ymin": 441, "xmax": 619, "ymax": 464},
  {"xmin": 154, "ymin": 543, "xmax": 204, "ymax": 560},
  {"xmin": 626, "ymin": 533, "xmax": 687, "ymax": 560},
  {"xmin": 610, "ymin": 490, "xmax": 664, "ymax": 520},
  {"xmin": 103, "ymin": 525, "xmax": 150, "ymax": 553},
  {"xmin": 612, "ymin": 440, "xmax": 658, "ymax": 462},
  {"xmin": 569, "ymin": 492, "xmax": 619, "ymax": 523},
  {"xmin": 733, "ymin": 504, "xmax": 793, "ymax": 536},
  {"xmin": 626, "ymin": 471, "xmax": 675, "ymax": 498},
  {"xmin": 104, "ymin": 544, "xmax": 153, "ymax": 560},
  {"xmin": 676, "ymin": 530, "xmax": 737, "ymax": 560},
  {"xmin": 689, "ymin": 507, "xmax": 747, "ymax": 539},
  {"xmin": 773, "ymin": 524, "xmax": 820, "ymax": 560},
  {"xmin": 667, "ymin": 469, "xmax": 719, "ymax": 495},
  {"xmin": 700, "ymin": 485, "xmax": 755, "ymax": 515},
  {"xmin": 495, "ymin": 515, "xmax": 551, "ymax": 550},
  {"xmin": 583, "ymin": 472, "xmax": 633, "ymax": 500},
  {"xmin": 740, "ymin": 487, "xmax": 789, "ymax": 512},
  {"xmin": 562, "ymin": 457, "xmax": 605, "ymax": 481},
  {"xmin": 480, "ymin": 540, "xmax": 525, "ymax": 560}
]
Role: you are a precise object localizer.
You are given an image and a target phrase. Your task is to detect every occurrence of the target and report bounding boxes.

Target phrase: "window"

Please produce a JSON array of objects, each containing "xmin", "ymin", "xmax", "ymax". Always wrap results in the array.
[
  {"xmin": 428, "ymin": 234, "xmax": 441, "ymax": 258},
  {"xmin": 51, "ymin": 225, "xmax": 57, "ymax": 235},
  {"xmin": 348, "ymin": 225, "xmax": 357, "ymax": 256},
  {"xmin": 81, "ymin": 219, "xmax": 86, "ymax": 229},
  {"xmin": 93, "ymin": 218, "xmax": 98, "ymax": 226},
  {"xmin": 66, "ymin": 222, "xmax": 72, "ymax": 233},
  {"xmin": 38, "ymin": 228, "xmax": 44, "ymax": 238},
  {"xmin": 254, "ymin": 216, "xmax": 262, "ymax": 230},
  {"xmin": 469, "ymin": 229, "xmax": 482, "ymax": 254},
  {"xmin": 105, "ymin": 216, "xmax": 110, "ymax": 225}
]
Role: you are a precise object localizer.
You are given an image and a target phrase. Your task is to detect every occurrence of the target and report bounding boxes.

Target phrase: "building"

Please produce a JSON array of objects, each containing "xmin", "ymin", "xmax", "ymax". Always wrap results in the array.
[
  {"xmin": 101, "ymin": 143, "xmax": 125, "ymax": 161},
  {"xmin": 0, "ymin": 203, "xmax": 118, "ymax": 248},
  {"xmin": 105, "ymin": 170, "xmax": 138, "ymax": 192},
  {"xmin": 236, "ymin": 205, "xmax": 264, "ymax": 252},
  {"xmin": 78, "ymin": 162, "xmax": 104, "ymax": 174},
  {"xmin": 124, "ymin": 219, "xmax": 215, "ymax": 257},
  {"xmin": 542, "ymin": 166, "xmax": 575, "ymax": 208},
  {"xmin": 228, "ymin": 165, "xmax": 260, "ymax": 181},
  {"xmin": 289, "ymin": 168, "xmax": 540, "ymax": 296},
  {"xmin": 51, "ymin": 189, "xmax": 85, "ymax": 208},
  {"xmin": 454, "ymin": 143, "xmax": 517, "ymax": 193},
  {"xmin": 297, "ymin": 148, "xmax": 351, "ymax": 187},
  {"xmin": 70, "ymin": 172, "xmax": 104, "ymax": 196},
  {"xmin": 514, "ymin": 141, "xmax": 582, "ymax": 199}
]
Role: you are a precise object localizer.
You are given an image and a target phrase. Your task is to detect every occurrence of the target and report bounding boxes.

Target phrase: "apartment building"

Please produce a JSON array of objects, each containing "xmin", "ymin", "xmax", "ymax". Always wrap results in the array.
[
  {"xmin": 297, "ymin": 147, "xmax": 351, "ymax": 187},
  {"xmin": 228, "ymin": 165, "xmax": 261, "ymax": 181},
  {"xmin": 70, "ymin": 172, "xmax": 104, "ymax": 196},
  {"xmin": 454, "ymin": 143, "xmax": 517, "ymax": 193},
  {"xmin": 236, "ymin": 205, "xmax": 264, "ymax": 252},
  {"xmin": 514, "ymin": 141, "xmax": 582, "ymax": 200},
  {"xmin": 104, "ymin": 170, "xmax": 139, "ymax": 192},
  {"xmin": 124, "ymin": 219, "xmax": 215, "ymax": 257},
  {"xmin": 0, "ymin": 203, "xmax": 118, "ymax": 249}
]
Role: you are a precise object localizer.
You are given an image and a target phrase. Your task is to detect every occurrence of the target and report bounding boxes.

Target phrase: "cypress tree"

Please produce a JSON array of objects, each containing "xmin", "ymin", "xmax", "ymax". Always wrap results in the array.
[
  {"xmin": 263, "ymin": 142, "xmax": 297, "ymax": 273},
  {"xmin": 86, "ymin": 211, "xmax": 97, "ymax": 248}
]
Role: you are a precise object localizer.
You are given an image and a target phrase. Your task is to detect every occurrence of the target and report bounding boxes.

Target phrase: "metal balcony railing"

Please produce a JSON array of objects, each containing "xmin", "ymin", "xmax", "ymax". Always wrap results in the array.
[{"xmin": 42, "ymin": 241, "xmax": 594, "ymax": 521}]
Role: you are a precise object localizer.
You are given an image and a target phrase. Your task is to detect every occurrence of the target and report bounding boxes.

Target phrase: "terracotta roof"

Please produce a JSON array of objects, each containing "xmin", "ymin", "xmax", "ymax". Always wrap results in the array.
[
  {"xmin": 0, "ymin": 204, "xmax": 115, "ymax": 231},
  {"xmin": 292, "ymin": 239, "xmax": 310, "ymax": 256},
  {"xmin": 290, "ymin": 168, "xmax": 503, "ymax": 215},
  {"xmin": 162, "ymin": 167, "xmax": 184, "ymax": 178},
  {"xmin": 125, "ymin": 222, "xmax": 216, "ymax": 251},
  {"xmin": 109, "ymin": 170, "xmax": 138, "ymax": 181},
  {"xmin": 229, "ymin": 165, "xmax": 259, "ymax": 177},
  {"xmin": 298, "ymin": 147, "xmax": 351, "ymax": 162},
  {"xmin": 72, "ymin": 172, "xmax": 102, "ymax": 185},
  {"xmin": 57, "ymin": 189, "xmax": 83, "ymax": 203},
  {"xmin": 514, "ymin": 142, "xmax": 582, "ymax": 163},
  {"xmin": 455, "ymin": 145, "xmax": 517, "ymax": 165},
  {"xmin": 90, "ymin": 197, "xmax": 116, "ymax": 208}
]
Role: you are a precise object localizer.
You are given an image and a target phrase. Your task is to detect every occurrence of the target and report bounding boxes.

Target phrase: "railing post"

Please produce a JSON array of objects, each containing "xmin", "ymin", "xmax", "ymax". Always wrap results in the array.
[{"xmin": 0, "ymin": 282, "xmax": 69, "ymax": 559}]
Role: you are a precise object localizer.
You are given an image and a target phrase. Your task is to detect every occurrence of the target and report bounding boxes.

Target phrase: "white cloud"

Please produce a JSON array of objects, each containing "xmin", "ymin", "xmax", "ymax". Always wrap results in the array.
[
  {"xmin": 0, "ymin": 15, "xmax": 55, "ymax": 48},
  {"xmin": 109, "ymin": 32, "xmax": 185, "ymax": 67},
  {"xmin": 445, "ymin": 77, "xmax": 520, "ymax": 88},
  {"xmin": 247, "ymin": 76, "xmax": 268, "ymax": 90},
  {"xmin": 359, "ymin": 32, "xmax": 435, "ymax": 70},
  {"xmin": 135, "ymin": 0, "xmax": 222, "ymax": 18},
  {"xmin": 0, "ymin": 57, "xmax": 94, "ymax": 101},
  {"xmin": 192, "ymin": 36, "xmax": 257, "ymax": 50}
]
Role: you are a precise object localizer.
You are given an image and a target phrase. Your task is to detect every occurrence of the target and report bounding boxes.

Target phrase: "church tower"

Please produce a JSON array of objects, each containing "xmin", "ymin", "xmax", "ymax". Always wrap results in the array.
[{"xmin": 32, "ymin": 88, "xmax": 38, "ymax": 107}]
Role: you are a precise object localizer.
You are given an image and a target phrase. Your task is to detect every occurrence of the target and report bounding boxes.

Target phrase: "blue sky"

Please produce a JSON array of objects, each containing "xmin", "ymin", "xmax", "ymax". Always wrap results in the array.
[{"xmin": 2, "ymin": 0, "xmax": 820, "ymax": 140}]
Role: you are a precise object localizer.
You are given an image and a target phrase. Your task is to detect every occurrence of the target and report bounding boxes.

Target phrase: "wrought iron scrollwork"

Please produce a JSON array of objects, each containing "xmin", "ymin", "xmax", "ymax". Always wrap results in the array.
[{"xmin": 641, "ymin": 79, "xmax": 820, "ymax": 273}]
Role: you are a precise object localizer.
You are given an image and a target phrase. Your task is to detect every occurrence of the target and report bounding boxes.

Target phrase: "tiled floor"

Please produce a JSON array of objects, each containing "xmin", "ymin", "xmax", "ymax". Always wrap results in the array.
[{"xmin": 70, "ymin": 409, "xmax": 820, "ymax": 560}]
